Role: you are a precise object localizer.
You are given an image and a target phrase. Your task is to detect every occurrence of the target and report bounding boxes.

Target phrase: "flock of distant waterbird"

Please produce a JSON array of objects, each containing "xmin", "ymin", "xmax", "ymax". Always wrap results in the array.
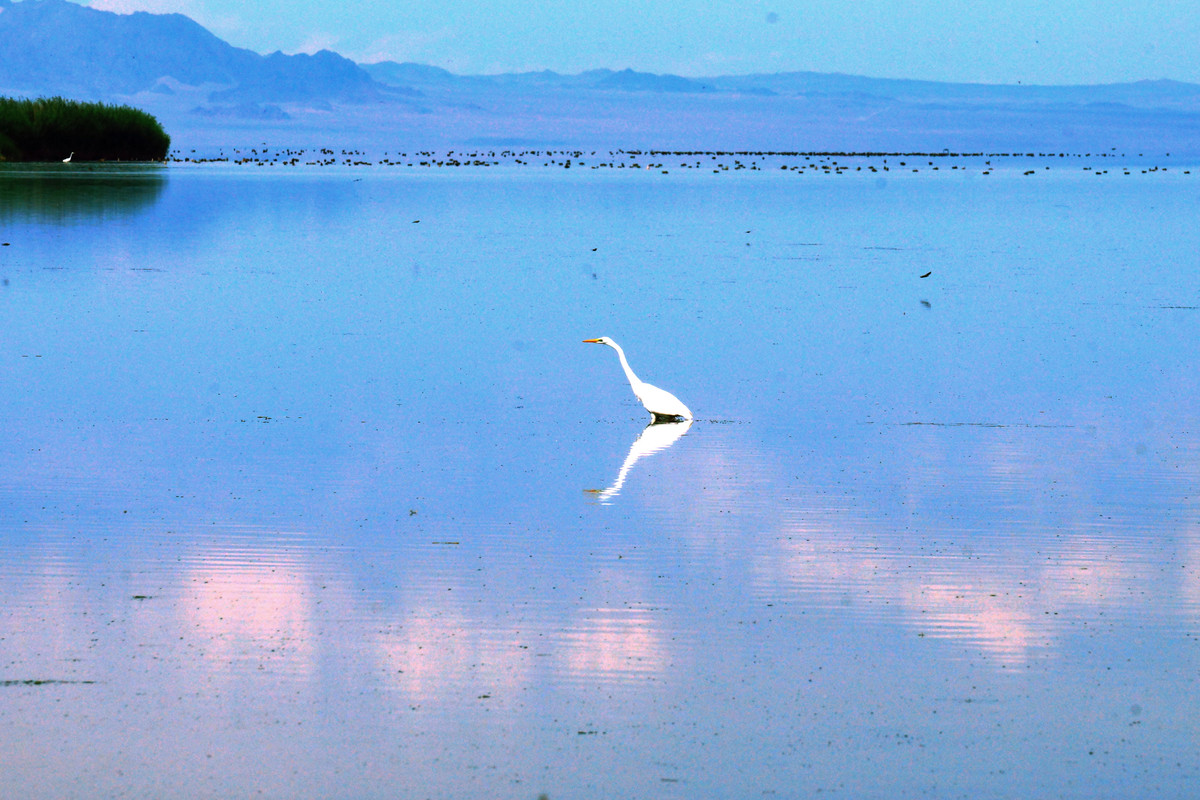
[{"xmin": 162, "ymin": 148, "xmax": 1192, "ymax": 177}]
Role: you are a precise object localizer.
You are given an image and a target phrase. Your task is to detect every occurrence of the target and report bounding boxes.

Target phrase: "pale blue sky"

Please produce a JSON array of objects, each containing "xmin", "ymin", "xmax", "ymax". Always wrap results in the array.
[{"xmin": 86, "ymin": 0, "xmax": 1200, "ymax": 84}]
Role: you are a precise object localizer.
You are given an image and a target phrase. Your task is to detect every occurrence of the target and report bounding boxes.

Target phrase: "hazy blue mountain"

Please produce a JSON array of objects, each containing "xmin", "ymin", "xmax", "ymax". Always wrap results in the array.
[
  {"xmin": 5, "ymin": 0, "xmax": 1198, "ymax": 112},
  {"xmin": 587, "ymin": 69, "xmax": 714, "ymax": 93},
  {"xmin": 0, "ymin": 0, "xmax": 404, "ymax": 104},
  {"xmin": 485, "ymin": 68, "xmax": 714, "ymax": 93},
  {"xmin": 364, "ymin": 64, "xmax": 741, "ymax": 95},
  {"xmin": 2, "ymin": 0, "xmax": 1197, "ymax": 152},
  {"xmin": 363, "ymin": 59, "xmax": 1200, "ymax": 110},
  {"xmin": 361, "ymin": 61, "xmax": 458, "ymax": 89},
  {"xmin": 703, "ymin": 72, "xmax": 1200, "ymax": 110},
  {"xmin": 206, "ymin": 49, "xmax": 407, "ymax": 105},
  {"xmin": 0, "ymin": 0, "xmax": 251, "ymax": 96}
]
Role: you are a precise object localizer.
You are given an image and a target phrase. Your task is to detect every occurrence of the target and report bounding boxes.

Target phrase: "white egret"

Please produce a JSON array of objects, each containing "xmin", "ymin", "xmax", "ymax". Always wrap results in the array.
[
  {"xmin": 62, "ymin": 152, "xmax": 73, "ymax": 163},
  {"xmin": 583, "ymin": 337, "xmax": 693, "ymax": 422}
]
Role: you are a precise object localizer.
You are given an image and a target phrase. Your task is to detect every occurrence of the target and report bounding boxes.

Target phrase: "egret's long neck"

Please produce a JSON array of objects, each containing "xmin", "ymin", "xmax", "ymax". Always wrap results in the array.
[{"xmin": 610, "ymin": 343, "xmax": 643, "ymax": 392}]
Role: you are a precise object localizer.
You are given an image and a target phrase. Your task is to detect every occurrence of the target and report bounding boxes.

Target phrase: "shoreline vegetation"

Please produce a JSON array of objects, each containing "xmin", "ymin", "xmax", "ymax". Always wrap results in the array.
[{"xmin": 0, "ymin": 97, "xmax": 170, "ymax": 162}]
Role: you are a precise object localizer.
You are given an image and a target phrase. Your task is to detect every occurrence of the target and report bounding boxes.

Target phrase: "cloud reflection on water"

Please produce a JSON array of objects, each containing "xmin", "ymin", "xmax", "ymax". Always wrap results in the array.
[
  {"xmin": 642, "ymin": 418, "xmax": 1200, "ymax": 667},
  {"xmin": 375, "ymin": 606, "xmax": 536, "ymax": 702},
  {"xmin": 3, "ymin": 420, "xmax": 1196, "ymax": 688},
  {"xmin": 564, "ymin": 606, "xmax": 668, "ymax": 679},
  {"xmin": 182, "ymin": 551, "xmax": 318, "ymax": 677}
]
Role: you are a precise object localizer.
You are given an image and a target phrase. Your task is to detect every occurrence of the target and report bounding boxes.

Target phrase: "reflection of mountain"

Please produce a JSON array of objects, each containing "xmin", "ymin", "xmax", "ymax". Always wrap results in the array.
[
  {"xmin": 587, "ymin": 419, "xmax": 692, "ymax": 504},
  {"xmin": 0, "ymin": 164, "xmax": 166, "ymax": 224}
]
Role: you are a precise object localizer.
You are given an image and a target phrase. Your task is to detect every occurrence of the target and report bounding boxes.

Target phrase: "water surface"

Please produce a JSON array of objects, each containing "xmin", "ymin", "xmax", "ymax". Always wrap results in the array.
[{"xmin": 1, "ymin": 160, "xmax": 1198, "ymax": 798}]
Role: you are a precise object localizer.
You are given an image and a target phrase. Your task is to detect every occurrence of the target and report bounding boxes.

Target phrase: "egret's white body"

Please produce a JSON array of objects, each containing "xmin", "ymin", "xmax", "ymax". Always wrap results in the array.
[
  {"xmin": 62, "ymin": 152, "xmax": 73, "ymax": 163},
  {"xmin": 583, "ymin": 337, "xmax": 693, "ymax": 422},
  {"xmin": 588, "ymin": 419, "xmax": 692, "ymax": 502}
]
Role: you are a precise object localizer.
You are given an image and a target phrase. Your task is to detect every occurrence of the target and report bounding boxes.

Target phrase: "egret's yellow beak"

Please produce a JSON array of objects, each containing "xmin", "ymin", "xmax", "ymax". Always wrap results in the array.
[{"xmin": 582, "ymin": 338, "xmax": 602, "ymax": 343}]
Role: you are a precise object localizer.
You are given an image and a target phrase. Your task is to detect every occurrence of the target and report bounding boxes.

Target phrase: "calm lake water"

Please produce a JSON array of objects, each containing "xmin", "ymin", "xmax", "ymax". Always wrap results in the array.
[{"xmin": 2, "ymin": 157, "xmax": 1199, "ymax": 799}]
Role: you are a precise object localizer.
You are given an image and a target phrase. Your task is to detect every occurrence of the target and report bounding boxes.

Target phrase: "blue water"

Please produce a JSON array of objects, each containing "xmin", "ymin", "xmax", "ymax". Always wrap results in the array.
[{"xmin": 1, "ymin": 159, "xmax": 1198, "ymax": 798}]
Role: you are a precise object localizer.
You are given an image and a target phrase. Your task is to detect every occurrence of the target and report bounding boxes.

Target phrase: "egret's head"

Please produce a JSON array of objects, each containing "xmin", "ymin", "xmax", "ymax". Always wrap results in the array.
[{"xmin": 582, "ymin": 337, "xmax": 612, "ymax": 346}]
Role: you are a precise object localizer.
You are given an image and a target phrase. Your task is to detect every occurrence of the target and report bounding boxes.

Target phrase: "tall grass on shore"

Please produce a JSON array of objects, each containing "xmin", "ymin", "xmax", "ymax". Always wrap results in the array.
[{"xmin": 0, "ymin": 96, "xmax": 170, "ymax": 162}]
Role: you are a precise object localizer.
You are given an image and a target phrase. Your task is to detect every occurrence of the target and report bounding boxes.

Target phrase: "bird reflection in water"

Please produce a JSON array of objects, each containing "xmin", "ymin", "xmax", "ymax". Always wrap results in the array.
[{"xmin": 586, "ymin": 418, "xmax": 692, "ymax": 503}]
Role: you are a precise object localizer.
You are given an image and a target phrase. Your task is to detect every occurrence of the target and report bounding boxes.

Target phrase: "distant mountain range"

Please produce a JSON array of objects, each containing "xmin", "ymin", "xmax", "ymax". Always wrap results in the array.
[
  {"xmin": 3, "ymin": 0, "xmax": 1199, "ymax": 152},
  {"xmin": 0, "ymin": 0, "xmax": 408, "ymax": 105},
  {"xmin": 362, "ymin": 61, "xmax": 1200, "ymax": 111}
]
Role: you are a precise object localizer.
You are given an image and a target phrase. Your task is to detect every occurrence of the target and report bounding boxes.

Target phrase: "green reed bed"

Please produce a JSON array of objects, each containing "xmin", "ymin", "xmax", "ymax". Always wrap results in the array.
[{"xmin": 0, "ymin": 96, "xmax": 170, "ymax": 162}]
